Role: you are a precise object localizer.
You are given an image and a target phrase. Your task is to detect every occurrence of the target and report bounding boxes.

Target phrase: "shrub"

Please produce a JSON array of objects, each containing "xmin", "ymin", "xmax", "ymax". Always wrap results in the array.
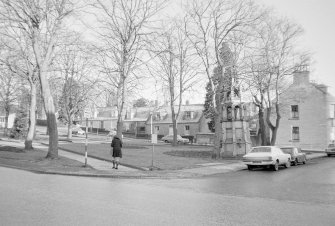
[{"xmin": 10, "ymin": 109, "xmax": 28, "ymax": 139}]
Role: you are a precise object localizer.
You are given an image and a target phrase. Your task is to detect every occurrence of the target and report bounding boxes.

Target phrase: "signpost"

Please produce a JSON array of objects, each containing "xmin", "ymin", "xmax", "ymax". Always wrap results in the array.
[
  {"xmin": 83, "ymin": 111, "xmax": 90, "ymax": 167},
  {"xmin": 150, "ymin": 134, "xmax": 157, "ymax": 170},
  {"xmin": 150, "ymin": 113, "xmax": 157, "ymax": 171}
]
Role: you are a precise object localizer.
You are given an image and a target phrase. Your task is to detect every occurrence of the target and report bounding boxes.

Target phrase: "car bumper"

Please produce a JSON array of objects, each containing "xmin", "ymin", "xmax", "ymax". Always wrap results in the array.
[{"xmin": 243, "ymin": 160, "xmax": 275, "ymax": 166}]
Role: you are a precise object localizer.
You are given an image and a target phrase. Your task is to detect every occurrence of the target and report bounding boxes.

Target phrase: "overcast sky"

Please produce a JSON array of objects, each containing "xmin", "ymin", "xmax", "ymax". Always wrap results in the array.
[{"xmin": 255, "ymin": 0, "xmax": 335, "ymax": 95}]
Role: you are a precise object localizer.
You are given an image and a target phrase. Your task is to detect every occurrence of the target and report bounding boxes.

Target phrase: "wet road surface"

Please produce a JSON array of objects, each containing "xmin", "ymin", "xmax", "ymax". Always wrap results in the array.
[{"xmin": 0, "ymin": 157, "xmax": 334, "ymax": 226}]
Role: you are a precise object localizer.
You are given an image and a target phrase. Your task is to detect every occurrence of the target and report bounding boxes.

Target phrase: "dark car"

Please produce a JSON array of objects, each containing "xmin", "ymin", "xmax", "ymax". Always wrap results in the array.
[
  {"xmin": 325, "ymin": 143, "xmax": 335, "ymax": 156},
  {"xmin": 280, "ymin": 146, "xmax": 307, "ymax": 165}
]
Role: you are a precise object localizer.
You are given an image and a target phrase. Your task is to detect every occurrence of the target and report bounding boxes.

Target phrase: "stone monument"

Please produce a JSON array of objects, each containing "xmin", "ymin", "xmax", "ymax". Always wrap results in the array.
[{"xmin": 220, "ymin": 43, "xmax": 252, "ymax": 157}]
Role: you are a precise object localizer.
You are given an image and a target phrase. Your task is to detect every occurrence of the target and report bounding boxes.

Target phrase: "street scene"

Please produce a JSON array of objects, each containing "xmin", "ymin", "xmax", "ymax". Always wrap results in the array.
[{"xmin": 1, "ymin": 0, "xmax": 335, "ymax": 225}]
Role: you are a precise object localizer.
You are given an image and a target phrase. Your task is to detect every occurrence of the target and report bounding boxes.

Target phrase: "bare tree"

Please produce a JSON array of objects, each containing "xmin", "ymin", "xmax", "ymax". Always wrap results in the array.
[
  {"xmin": 185, "ymin": 0, "xmax": 263, "ymax": 158},
  {"xmin": 0, "ymin": 0, "xmax": 75, "ymax": 158},
  {"xmin": 56, "ymin": 40, "xmax": 99, "ymax": 139},
  {"xmin": 0, "ymin": 64, "xmax": 19, "ymax": 136},
  {"xmin": 149, "ymin": 20, "xmax": 200, "ymax": 145},
  {"xmin": 91, "ymin": 0, "xmax": 167, "ymax": 138},
  {"xmin": 0, "ymin": 27, "xmax": 40, "ymax": 150},
  {"xmin": 243, "ymin": 16, "xmax": 307, "ymax": 146}
]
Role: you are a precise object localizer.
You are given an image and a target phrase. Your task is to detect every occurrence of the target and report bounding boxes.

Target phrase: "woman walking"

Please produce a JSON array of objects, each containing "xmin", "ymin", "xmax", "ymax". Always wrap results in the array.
[{"xmin": 111, "ymin": 135, "xmax": 122, "ymax": 169}]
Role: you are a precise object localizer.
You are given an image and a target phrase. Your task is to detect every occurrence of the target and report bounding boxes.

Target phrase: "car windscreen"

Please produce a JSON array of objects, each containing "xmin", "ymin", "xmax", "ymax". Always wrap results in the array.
[
  {"xmin": 251, "ymin": 147, "xmax": 271, "ymax": 153},
  {"xmin": 280, "ymin": 148, "xmax": 293, "ymax": 154}
]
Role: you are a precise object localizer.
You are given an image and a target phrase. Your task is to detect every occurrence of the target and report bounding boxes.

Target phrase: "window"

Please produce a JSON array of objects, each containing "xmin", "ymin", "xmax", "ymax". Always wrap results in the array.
[
  {"xmin": 185, "ymin": 125, "xmax": 190, "ymax": 131},
  {"xmin": 139, "ymin": 127, "xmax": 145, "ymax": 132},
  {"xmin": 292, "ymin": 127, "xmax": 300, "ymax": 141},
  {"xmin": 185, "ymin": 111, "xmax": 194, "ymax": 119},
  {"xmin": 154, "ymin": 126, "xmax": 160, "ymax": 131},
  {"xmin": 291, "ymin": 105, "xmax": 299, "ymax": 119}
]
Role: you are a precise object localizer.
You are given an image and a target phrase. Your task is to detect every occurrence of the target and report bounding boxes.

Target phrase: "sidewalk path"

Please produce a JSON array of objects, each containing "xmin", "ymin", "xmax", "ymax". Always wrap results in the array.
[
  {"xmin": 0, "ymin": 138, "xmax": 328, "ymax": 178},
  {"xmin": 0, "ymin": 140, "xmax": 139, "ymax": 174}
]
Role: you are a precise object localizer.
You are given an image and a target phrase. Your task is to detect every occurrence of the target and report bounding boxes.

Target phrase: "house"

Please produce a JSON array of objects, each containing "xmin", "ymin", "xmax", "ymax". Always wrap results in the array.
[
  {"xmin": 147, "ymin": 104, "xmax": 211, "ymax": 142},
  {"xmin": 0, "ymin": 113, "xmax": 15, "ymax": 129},
  {"xmin": 123, "ymin": 107, "xmax": 152, "ymax": 138},
  {"xmin": 91, "ymin": 103, "xmax": 212, "ymax": 141},
  {"xmin": 275, "ymin": 65, "xmax": 335, "ymax": 150},
  {"xmin": 79, "ymin": 106, "xmax": 118, "ymax": 133}
]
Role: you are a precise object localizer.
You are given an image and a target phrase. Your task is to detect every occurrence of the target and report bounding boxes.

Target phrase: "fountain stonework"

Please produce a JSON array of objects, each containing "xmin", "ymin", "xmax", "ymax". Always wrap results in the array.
[{"xmin": 219, "ymin": 44, "xmax": 252, "ymax": 157}]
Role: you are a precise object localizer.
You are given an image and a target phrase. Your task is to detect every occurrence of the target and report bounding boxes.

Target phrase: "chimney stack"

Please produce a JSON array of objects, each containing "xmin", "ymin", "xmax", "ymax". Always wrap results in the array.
[{"xmin": 293, "ymin": 65, "xmax": 310, "ymax": 86}]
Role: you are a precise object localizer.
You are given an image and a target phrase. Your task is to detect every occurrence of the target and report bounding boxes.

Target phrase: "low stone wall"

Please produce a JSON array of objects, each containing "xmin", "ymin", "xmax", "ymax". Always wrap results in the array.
[{"xmin": 196, "ymin": 133, "xmax": 214, "ymax": 145}]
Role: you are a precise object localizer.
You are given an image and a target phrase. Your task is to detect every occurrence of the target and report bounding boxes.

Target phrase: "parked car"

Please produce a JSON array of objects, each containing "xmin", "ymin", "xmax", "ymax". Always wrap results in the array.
[
  {"xmin": 72, "ymin": 127, "xmax": 85, "ymax": 135},
  {"xmin": 161, "ymin": 135, "xmax": 189, "ymax": 144},
  {"xmin": 243, "ymin": 146, "xmax": 291, "ymax": 171},
  {"xmin": 325, "ymin": 143, "xmax": 335, "ymax": 156},
  {"xmin": 280, "ymin": 146, "xmax": 307, "ymax": 165}
]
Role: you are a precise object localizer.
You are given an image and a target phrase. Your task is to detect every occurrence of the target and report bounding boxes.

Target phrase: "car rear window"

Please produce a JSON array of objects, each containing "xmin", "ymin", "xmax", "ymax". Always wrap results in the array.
[{"xmin": 251, "ymin": 147, "xmax": 271, "ymax": 153}]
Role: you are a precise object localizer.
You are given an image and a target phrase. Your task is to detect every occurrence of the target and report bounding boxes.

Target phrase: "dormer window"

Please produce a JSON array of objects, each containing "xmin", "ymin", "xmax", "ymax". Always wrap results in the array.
[
  {"xmin": 291, "ymin": 105, "xmax": 299, "ymax": 119},
  {"xmin": 185, "ymin": 111, "xmax": 194, "ymax": 119}
]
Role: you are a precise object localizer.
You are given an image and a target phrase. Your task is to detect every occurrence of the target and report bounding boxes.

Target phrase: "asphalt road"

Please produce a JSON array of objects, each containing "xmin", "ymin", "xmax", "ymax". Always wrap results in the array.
[{"xmin": 0, "ymin": 157, "xmax": 334, "ymax": 226}]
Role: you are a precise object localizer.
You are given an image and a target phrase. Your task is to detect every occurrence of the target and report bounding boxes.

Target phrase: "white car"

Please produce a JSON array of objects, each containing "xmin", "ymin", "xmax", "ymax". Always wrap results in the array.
[
  {"xmin": 243, "ymin": 146, "xmax": 291, "ymax": 171},
  {"xmin": 161, "ymin": 135, "xmax": 189, "ymax": 144},
  {"xmin": 72, "ymin": 127, "xmax": 85, "ymax": 135}
]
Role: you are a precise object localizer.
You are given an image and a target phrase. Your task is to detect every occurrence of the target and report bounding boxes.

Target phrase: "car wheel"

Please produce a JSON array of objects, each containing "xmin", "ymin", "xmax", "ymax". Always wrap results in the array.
[
  {"xmin": 284, "ymin": 159, "xmax": 291, "ymax": 168},
  {"xmin": 327, "ymin": 154, "xmax": 331, "ymax": 157},
  {"xmin": 272, "ymin": 161, "xmax": 279, "ymax": 171},
  {"xmin": 164, "ymin": 140, "xmax": 168, "ymax": 143},
  {"xmin": 293, "ymin": 158, "xmax": 298, "ymax": 166},
  {"xmin": 302, "ymin": 157, "xmax": 306, "ymax": 164},
  {"xmin": 247, "ymin": 165, "xmax": 253, "ymax": 171}
]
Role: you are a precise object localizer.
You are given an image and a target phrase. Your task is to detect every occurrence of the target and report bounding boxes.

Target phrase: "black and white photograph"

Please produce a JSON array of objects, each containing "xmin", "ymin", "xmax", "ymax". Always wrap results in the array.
[{"xmin": 0, "ymin": 0, "xmax": 334, "ymax": 225}]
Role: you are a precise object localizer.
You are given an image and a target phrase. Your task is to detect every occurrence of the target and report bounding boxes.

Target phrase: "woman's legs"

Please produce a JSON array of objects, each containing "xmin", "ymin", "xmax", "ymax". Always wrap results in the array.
[{"xmin": 114, "ymin": 157, "xmax": 120, "ymax": 169}]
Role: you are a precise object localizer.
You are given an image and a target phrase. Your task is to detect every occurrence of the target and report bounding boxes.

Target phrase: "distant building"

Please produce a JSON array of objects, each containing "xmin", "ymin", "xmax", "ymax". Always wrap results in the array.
[
  {"xmin": 148, "ymin": 104, "xmax": 211, "ymax": 141},
  {"xmin": 0, "ymin": 113, "xmax": 15, "ymax": 129},
  {"xmin": 86, "ymin": 102, "xmax": 213, "ymax": 141},
  {"xmin": 276, "ymin": 65, "xmax": 335, "ymax": 150}
]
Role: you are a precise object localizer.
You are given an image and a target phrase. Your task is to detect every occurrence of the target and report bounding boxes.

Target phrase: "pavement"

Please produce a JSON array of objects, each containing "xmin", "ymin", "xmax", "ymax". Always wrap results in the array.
[{"xmin": 0, "ymin": 138, "xmax": 328, "ymax": 178}]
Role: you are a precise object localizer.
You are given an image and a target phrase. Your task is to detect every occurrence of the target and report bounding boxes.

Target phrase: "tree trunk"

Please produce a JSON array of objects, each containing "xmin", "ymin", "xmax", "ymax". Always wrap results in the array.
[
  {"xmin": 266, "ymin": 104, "xmax": 281, "ymax": 146},
  {"xmin": 270, "ymin": 126, "xmax": 278, "ymax": 145},
  {"xmin": 212, "ymin": 111, "xmax": 223, "ymax": 159},
  {"xmin": 40, "ymin": 71, "xmax": 58, "ymax": 159},
  {"xmin": 4, "ymin": 109, "xmax": 9, "ymax": 136},
  {"xmin": 258, "ymin": 109, "xmax": 270, "ymax": 146},
  {"xmin": 171, "ymin": 110, "xmax": 177, "ymax": 146},
  {"xmin": 25, "ymin": 83, "xmax": 37, "ymax": 150},
  {"xmin": 116, "ymin": 120, "xmax": 123, "ymax": 139},
  {"xmin": 67, "ymin": 119, "xmax": 72, "ymax": 140}
]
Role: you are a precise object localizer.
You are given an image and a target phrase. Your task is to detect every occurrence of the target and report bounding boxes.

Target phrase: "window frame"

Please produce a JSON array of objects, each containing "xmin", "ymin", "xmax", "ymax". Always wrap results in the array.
[
  {"xmin": 291, "ymin": 105, "xmax": 299, "ymax": 119},
  {"xmin": 292, "ymin": 126, "xmax": 300, "ymax": 141}
]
